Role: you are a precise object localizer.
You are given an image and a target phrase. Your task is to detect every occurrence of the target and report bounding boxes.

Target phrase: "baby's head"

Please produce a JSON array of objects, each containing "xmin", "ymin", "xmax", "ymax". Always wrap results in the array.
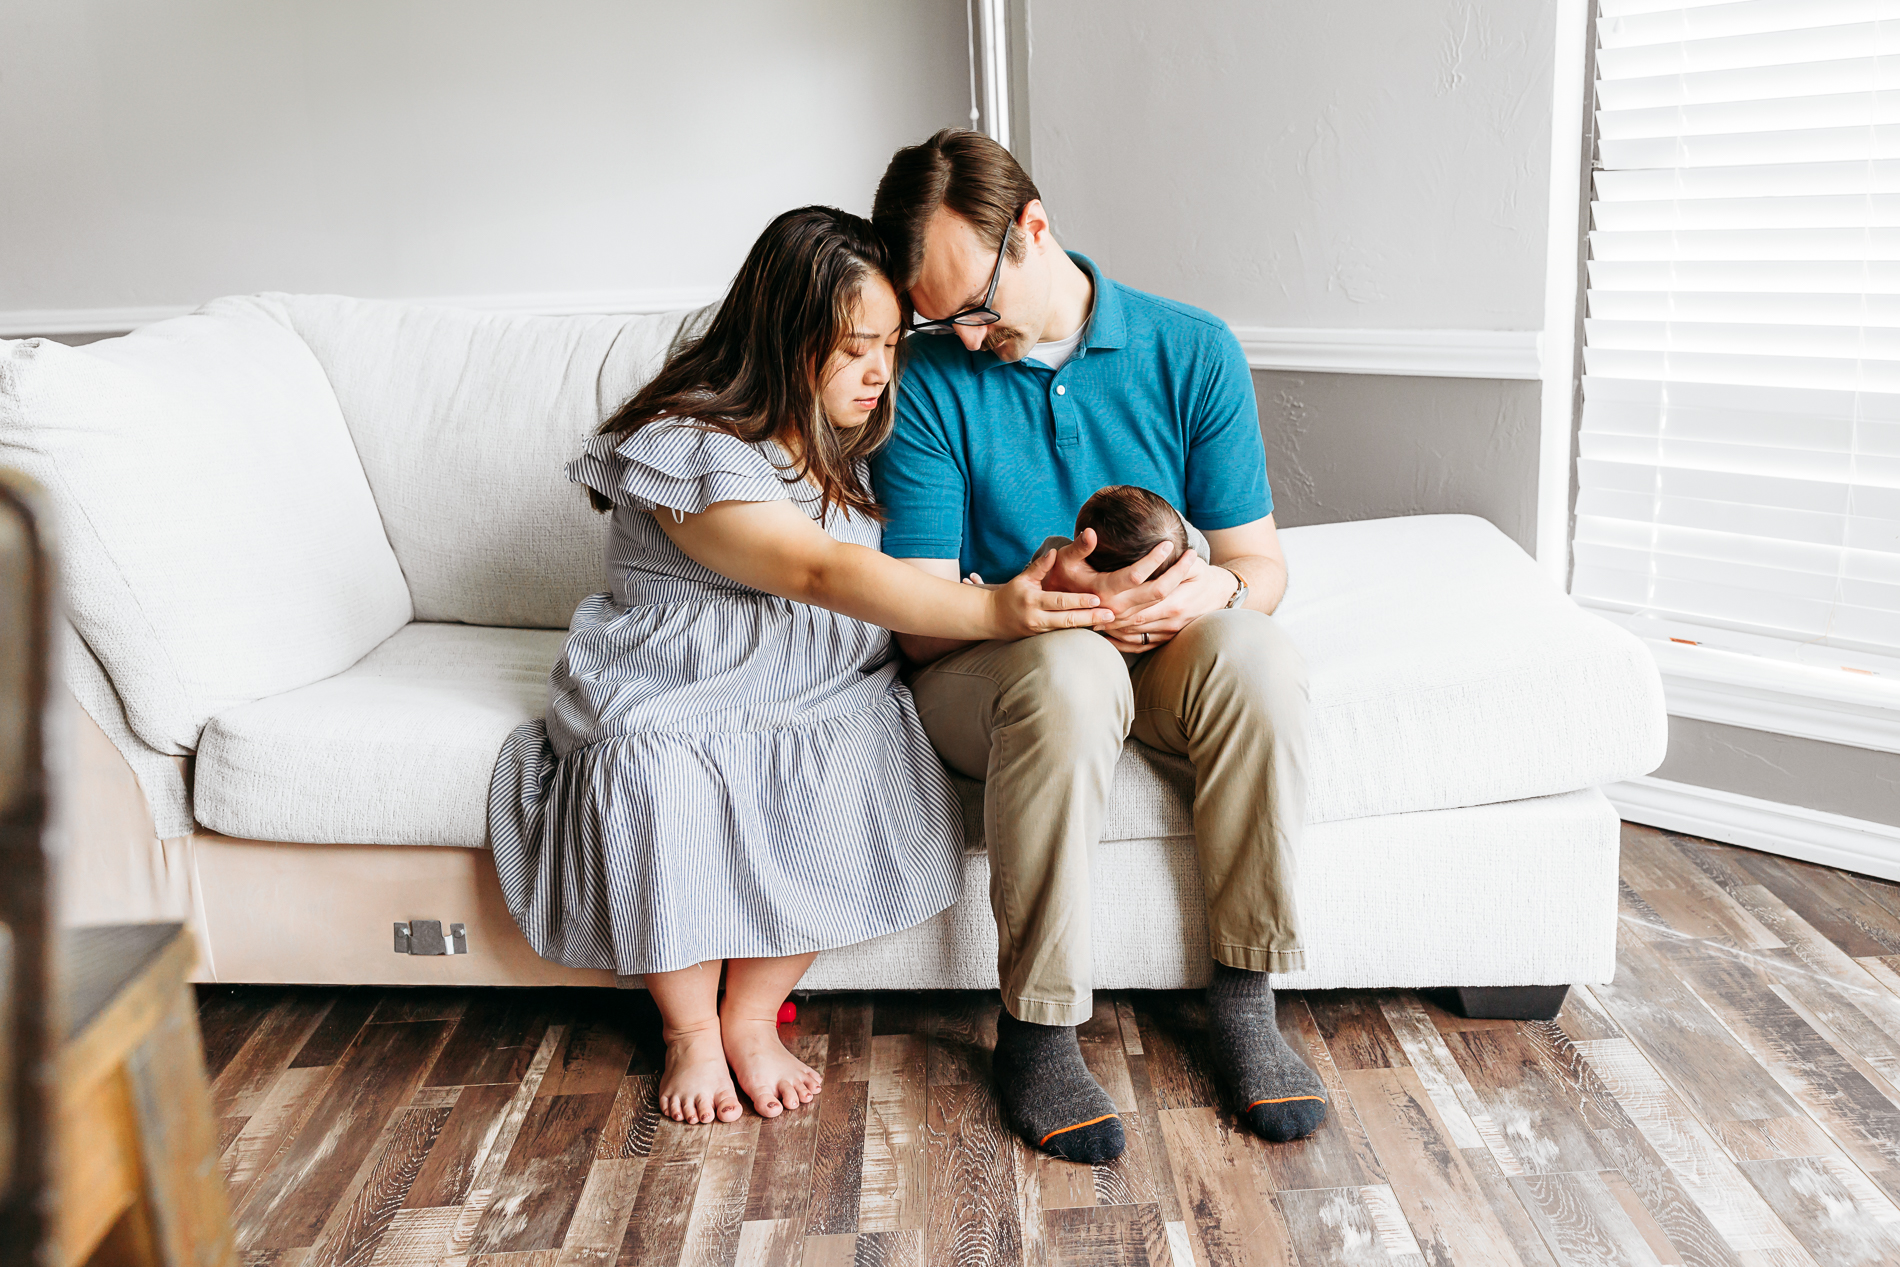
[{"xmin": 1075, "ymin": 485, "xmax": 1189, "ymax": 573}]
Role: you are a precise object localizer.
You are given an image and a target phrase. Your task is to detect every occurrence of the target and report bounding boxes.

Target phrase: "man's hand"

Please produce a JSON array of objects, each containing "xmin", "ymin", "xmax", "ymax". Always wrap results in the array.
[
  {"xmin": 1036, "ymin": 530, "xmax": 1226, "ymax": 653},
  {"xmin": 1043, "ymin": 529, "xmax": 1181, "ymax": 601},
  {"xmin": 1062, "ymin": 515, "xmax": 1288, "ymax": 653},
  {"xmin": 1098, "ymin": 550, "xmax": 1236, "ymax": 652}
]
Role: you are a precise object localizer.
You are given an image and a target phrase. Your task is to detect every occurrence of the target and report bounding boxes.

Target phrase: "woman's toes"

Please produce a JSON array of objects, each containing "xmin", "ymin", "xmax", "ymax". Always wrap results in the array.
[{"xmin": 717, "ymin": 1090, "xmax": 743, "ymax": 1122}]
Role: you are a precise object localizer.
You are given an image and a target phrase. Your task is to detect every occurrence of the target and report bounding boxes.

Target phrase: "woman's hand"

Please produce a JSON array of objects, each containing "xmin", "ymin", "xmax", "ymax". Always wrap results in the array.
[{"xmin": 986, "ymin": 548, "xmax": 1115, "ymax": 640}]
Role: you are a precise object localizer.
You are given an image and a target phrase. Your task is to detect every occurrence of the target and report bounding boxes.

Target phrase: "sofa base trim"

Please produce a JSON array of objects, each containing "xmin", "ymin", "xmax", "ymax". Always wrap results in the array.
[
  {"xmin": 185, "ymin": 832, "xmax": 616, "ymax": 987},
  {"xmin": 174, "ymin": 788, "xmax": 1621, "ymax": 991}
]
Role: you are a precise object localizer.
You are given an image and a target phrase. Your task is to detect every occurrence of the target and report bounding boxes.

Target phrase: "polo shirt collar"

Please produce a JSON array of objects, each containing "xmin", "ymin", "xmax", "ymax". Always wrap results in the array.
[
  {"xmin": 968, "ymin": 250, "xmax": 1125, "ymax": 373},
  {"xmin": 1072, "ymin": 253, "xmax": 1127, "ymax": 352}
]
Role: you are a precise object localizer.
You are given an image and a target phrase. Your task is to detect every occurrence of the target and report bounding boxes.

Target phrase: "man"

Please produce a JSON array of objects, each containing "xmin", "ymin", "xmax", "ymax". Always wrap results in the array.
[{"xmin": 870, "ymin": 130, "xmax": 1326, "ymax": 1164}]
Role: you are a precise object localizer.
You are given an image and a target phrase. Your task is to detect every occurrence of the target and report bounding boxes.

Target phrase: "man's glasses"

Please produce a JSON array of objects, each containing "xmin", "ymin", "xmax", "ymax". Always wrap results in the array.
[{"xmin": 908, "ymin": 206, "xmax": 1026, "ymax": 336}]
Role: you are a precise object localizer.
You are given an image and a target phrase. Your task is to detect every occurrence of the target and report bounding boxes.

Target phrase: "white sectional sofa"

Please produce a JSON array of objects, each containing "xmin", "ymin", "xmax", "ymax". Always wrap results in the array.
[{"xmin": 0, "ymin": 296, "xmax": 1668, "ymax": 1013}]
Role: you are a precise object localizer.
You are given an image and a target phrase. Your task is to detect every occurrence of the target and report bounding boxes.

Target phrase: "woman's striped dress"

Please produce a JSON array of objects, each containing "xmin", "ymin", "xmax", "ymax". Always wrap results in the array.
[{"xmin": 487, "ymin": 421, "xmax": 964, "ymax": 976}]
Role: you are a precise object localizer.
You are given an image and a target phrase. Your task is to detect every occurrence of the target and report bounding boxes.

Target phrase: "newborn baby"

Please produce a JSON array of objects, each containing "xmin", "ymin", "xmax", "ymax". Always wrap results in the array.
[
  {"xmin": 1073, "ymin": 484, "xmax": 1190, "ymax": 573},
  {"xmin": 1032, "ymin": 485, "xmax": 1194, "ymax": 598}
]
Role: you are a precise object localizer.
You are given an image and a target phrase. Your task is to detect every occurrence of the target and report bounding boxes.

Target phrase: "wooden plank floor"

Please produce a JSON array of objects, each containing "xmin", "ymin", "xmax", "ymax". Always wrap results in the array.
[{"xmin": 202, "ymin": 823, "xmax": 1900, "ymax": 1267}]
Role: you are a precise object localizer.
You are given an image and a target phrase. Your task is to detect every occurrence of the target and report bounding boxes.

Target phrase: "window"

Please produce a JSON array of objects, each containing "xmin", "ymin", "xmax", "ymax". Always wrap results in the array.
[{"xmin": 1573, "ymin": 0, "xmax": 1900, "ymax": 682}]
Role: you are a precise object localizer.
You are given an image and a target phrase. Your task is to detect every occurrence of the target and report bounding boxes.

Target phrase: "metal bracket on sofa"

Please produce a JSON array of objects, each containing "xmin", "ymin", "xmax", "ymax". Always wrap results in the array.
[{"xmin": 394, "ymin": 921, "xmax": 467, "ymax": 955}]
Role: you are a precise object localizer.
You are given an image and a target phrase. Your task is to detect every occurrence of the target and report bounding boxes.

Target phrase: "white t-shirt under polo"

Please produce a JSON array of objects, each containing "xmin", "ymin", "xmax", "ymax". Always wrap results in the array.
[{"xmin": 1026, "ymin": 322, "xmax": 1086, "ymax": 372}]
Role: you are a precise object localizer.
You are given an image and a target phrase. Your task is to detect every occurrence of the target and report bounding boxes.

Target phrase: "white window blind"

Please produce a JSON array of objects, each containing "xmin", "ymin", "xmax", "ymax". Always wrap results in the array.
[{"xmin": 1574, "ymin": 0, "xmax": 1900, "ymax": 676}]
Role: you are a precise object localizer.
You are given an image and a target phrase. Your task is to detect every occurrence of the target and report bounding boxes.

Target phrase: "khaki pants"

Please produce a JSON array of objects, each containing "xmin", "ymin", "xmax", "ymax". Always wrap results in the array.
[{"xmin": 908, "ymin": 610, "xmax": 1308, "ymax": 1026}]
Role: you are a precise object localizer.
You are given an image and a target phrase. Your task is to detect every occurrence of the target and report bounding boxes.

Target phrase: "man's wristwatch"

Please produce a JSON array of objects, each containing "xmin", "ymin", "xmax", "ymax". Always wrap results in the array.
[{"xmin": 1223, "ymin": 568, "xmax": 1249, "ymax": 610}]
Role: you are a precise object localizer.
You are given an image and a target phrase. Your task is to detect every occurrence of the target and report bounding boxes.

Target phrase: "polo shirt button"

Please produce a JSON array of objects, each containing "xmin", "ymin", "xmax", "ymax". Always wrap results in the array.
[{"xmin": 1056, "ymin": 385, "xmax": 1067, "ymax": 395}]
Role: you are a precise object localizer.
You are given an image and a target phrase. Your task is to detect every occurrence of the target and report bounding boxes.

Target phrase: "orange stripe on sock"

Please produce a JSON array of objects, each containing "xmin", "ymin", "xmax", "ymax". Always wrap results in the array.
[
  {"xmin": 1247, "ymin": 1095, "xmax": 1327, "ymax": 1109},
  {"xmin": 1039, "ymin": 1113, "xmax": 1120, "ymax": 1146}
]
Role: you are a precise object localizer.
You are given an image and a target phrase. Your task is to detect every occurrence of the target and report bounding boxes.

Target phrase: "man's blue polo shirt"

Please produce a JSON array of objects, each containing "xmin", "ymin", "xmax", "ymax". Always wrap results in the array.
[{"xmin": 872, "ymin": 253, "xmax": 1273, "ymax": 580}]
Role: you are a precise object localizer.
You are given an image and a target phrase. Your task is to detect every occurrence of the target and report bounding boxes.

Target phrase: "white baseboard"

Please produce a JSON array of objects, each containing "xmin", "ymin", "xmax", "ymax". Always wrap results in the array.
[
  {"xmin": 1232, "ymin": 327, "xmax": 1542, "ymax": 380},
  {"xmin": 1608, "ymin": 774, "xmax": 1900, "ymax": 882},
  {"xmin": 0, "ymin": 287, "xmax": 727, "ymax": 338}
]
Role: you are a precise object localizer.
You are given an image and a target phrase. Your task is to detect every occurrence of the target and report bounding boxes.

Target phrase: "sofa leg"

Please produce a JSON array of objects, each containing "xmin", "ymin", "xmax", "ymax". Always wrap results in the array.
[{"xmin": 1444, "ymin": 985, "xmax": 1569, "ymax": 1021}]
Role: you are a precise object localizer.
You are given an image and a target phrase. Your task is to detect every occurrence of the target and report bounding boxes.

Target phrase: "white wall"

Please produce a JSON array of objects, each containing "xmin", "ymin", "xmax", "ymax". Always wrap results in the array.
[
  {"xmin": 0, "ymin": 1, "xmax": 969, "ymax": 328},
  {"xmin": 1023, "ymin": 0, "xmax": 1556, "ymax": 332}
]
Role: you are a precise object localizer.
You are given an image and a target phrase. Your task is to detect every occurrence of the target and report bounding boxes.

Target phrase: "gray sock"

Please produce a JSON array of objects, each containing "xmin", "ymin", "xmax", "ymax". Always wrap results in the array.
[
  {"xmin": 1205, "ymin": 964, "xmax": 1328, "ymax": 1142},
  {"xmin": 992, "ymin": 1011, "xmax": 1126, "ymax": 1163}
]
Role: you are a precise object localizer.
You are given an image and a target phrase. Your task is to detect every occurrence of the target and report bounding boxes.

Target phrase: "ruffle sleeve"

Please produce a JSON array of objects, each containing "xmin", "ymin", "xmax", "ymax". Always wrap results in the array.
[{"xmin": 568, "ymin": 420, "xmax": 792, "ymax": 514}]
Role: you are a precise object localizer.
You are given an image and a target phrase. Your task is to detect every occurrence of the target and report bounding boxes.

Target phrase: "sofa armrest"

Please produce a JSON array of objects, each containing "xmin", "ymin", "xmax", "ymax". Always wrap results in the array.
[
  {"xmin": 56, "ymin": 683, "xmax": 202, "ymax": 931},
  {"xmin": 60, "ymin": 620, "xmax": 193, "ymax": 836},
  {"xmin": 56, "ymin": 620, "xmax": 202, "ymax": 929}
]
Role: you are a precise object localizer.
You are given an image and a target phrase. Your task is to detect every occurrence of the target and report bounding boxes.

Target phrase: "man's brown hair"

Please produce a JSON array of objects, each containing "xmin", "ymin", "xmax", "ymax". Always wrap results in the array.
[{"xmin": 873, "ymin": 128, "xmax": 1041, "ymax": 291}]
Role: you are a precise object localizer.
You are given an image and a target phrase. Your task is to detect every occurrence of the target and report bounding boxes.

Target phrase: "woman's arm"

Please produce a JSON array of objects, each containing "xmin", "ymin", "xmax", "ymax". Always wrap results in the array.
[
  {"xmin": 654, "ymin": 499, "xmax": 1110, "ymax": 641},
  {"xmin": 892, "ymin": 558, "xmax": 977, "ymax": 665}
]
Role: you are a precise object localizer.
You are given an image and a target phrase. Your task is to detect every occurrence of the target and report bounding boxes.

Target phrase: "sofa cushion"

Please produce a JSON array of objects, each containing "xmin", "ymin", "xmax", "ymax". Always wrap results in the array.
[
  {"xmin": 0, "ymin": 302, "xmax": 413, "ymax": 754},
  {"xmin": 274, "ymin": 296, "xmax": 715, "ymax": 630},
  {"xmin": 1281, "ymin": 514, "xmax": 1665, "ymax": 823},
  {"xmin": 191, "ymin": 514, "xmax": 1665, "ymax": 847},
  {"xmin": 196, "ymin": 622, "xmax": 568, "ymax": 847}
]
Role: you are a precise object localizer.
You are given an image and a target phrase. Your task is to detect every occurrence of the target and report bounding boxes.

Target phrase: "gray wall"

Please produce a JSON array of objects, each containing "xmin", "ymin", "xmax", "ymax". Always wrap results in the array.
[
  {"xmin": 0, "ymin": 1, "xmax": 968, "ymax": 322},
  {"xmin": 1254, "ymin": 371, "xmax": 1541, "ymax": 553},
  {"xmin": 1657, "ymin": 719, "xmax": 1900, "ymax": 830},
  {"xmin": 1020, "ymin": 0, "xmax": 1554, "ymax": 558},
  {"xmin": 1023, "ymin": 0, "xmax": 1555, "ymax": 330}
]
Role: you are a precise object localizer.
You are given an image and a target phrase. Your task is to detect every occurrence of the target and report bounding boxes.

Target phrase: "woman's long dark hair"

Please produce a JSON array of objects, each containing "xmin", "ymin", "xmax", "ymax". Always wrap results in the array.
[{"xmin": 591, "ymin": 205, "xmax": 900, "ymax": 520}]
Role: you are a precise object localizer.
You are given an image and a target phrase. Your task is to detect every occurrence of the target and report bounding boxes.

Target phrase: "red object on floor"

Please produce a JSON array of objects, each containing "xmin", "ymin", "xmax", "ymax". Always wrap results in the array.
[{"xmin": 777, "ymin": 1000, "xmax": 797, "ymax": 1024}]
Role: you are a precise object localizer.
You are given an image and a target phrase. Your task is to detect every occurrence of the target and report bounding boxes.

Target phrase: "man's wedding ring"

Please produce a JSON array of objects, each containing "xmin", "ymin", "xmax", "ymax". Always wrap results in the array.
[{"xmin": 1141, "ymin": 632, "xmax": 1150, "ymax": 644}]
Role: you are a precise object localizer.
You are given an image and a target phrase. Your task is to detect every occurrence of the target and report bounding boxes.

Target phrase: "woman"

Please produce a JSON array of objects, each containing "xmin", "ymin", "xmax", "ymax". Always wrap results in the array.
[{"xmin": 490, "ymin": 206, "xmax": 1108, "ymax": 1126}]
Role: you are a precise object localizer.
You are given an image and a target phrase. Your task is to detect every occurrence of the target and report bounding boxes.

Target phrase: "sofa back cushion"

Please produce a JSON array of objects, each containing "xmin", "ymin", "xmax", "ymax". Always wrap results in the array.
[
  {"xmin": 276, "ymin": 296, "xmax": 714, "ymax": 629},
  {"xmin": 0, "ymin": 298, "xmax": 413, "ymax": 754}
]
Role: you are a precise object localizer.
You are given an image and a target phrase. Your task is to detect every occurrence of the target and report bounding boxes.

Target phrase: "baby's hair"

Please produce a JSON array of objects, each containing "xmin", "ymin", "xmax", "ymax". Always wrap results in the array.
[{"xmin": 1075, "ymin": 485, "xmax": 1190, "ymax": 572}]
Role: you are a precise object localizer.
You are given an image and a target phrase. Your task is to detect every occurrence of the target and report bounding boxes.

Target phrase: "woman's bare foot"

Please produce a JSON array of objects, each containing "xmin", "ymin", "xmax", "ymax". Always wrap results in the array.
[
  {"xmin": 659, "ymin": 1023, "xmax": 742, "ymax": 1124},
  {"xmin": 722, "ymin": 1016, "xmax": 823, "ymax": 1118}
]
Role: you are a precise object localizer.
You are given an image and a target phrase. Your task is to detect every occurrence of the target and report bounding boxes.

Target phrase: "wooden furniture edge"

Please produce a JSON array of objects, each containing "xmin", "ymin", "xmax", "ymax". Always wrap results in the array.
[{"xmin": 58, "ymin": 927, "xmax": 196, "ymax": 1093}]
